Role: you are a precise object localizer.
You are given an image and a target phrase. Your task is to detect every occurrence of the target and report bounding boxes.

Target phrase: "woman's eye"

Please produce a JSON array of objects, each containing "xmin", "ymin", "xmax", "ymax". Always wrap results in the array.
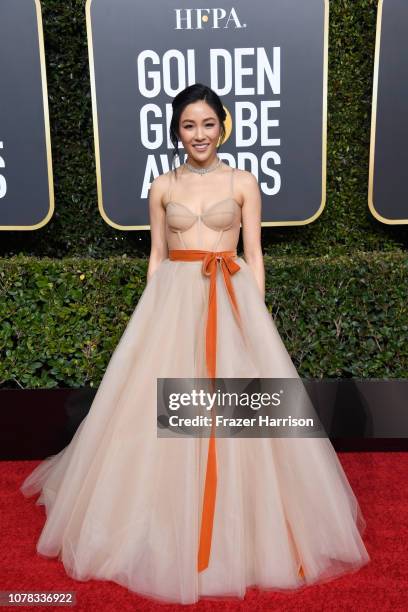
[{"xmin": 184, "ymin": 124, "xmax": 215, "ymax": 129}]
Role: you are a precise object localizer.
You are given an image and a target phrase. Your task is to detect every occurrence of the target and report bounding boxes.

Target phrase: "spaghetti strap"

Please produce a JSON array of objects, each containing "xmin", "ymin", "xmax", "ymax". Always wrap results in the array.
[
  {"xmin": 230, "ymin": 165, "xmax": 235, "ymax": 199},
  {"xmin": 167, "ymin": 169, "xmax": 174, "ymax": 205}
]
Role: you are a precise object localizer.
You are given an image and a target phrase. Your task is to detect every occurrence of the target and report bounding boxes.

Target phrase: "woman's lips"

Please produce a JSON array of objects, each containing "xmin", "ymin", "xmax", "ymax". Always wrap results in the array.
[{"xmin": 193, "ymin": 144, "xmax": 209, "ymax": 151}]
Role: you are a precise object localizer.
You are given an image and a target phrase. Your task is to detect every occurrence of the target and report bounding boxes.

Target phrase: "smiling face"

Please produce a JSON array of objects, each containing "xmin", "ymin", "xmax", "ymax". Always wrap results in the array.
[{"xmin": 178, "ymin": 100, "xmax": 222, "ymax": 165}]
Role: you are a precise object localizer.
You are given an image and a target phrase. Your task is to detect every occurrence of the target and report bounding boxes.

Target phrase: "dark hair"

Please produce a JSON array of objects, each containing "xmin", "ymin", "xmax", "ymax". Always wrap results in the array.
[{"xmin": 169, "ymin": 83, "xmax": 227, "ymax": 175}]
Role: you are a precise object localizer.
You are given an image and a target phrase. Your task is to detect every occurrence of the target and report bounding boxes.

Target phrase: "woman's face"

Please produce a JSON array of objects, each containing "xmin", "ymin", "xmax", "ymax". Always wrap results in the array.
[{"xmin": 178, "ymin": 101, "xmax": 221, "ymax": 163}]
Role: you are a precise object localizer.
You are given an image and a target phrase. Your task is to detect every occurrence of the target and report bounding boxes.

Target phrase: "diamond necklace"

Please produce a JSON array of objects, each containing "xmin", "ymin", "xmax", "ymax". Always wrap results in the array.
[{"xmin": 185, "ymin": 155, "xmax": 222, "ymax": 175}]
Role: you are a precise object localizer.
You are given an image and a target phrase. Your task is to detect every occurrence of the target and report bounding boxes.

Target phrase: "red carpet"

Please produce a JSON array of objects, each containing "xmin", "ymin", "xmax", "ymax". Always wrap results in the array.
[{"xmin": 1, "ymin": 453, "xmax": 406, "ymax": 611}]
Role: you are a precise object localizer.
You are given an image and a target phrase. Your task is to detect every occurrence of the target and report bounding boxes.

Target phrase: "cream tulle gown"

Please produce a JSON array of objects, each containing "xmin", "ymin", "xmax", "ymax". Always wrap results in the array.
[{"xmin": 20, "ymin": 162, "xmax": 370, "ymax": 604}]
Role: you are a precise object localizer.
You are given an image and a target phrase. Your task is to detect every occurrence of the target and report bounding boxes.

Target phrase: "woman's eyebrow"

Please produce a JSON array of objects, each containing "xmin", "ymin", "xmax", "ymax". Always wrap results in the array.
[{"xmin": 182, "ymin": 117, "xmax": 216, "ymax": 123}]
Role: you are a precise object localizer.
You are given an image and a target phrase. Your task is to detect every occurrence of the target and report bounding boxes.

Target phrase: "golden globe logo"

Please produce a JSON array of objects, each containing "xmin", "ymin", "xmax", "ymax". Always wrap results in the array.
[{"xmin": 174, "ymin": 7, "xmax": 246, "ymax": 30}]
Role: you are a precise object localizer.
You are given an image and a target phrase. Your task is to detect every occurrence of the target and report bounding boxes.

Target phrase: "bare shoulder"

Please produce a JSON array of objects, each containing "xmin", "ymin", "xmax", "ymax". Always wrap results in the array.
[
  {"xmin": 150, "ymin": 170, "xmax": 172, "ymax": 191},
  {"xmin": 149, "ymin": 170, "xmax": 174, "ymax": 210},
  {"xmin": 234, "ymin": 168, "xmax": 260, "ymax": 207}
]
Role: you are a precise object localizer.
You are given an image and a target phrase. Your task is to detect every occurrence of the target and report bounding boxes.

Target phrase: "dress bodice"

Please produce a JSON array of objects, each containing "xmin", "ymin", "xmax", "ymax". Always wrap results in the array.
[{"xmin": 164, "ymin": 165, "xmax": 242, "ymax": 252}]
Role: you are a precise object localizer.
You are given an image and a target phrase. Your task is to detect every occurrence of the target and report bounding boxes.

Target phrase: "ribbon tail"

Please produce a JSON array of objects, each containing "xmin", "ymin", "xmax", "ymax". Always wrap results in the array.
[
  {"xmin": 197, "ymin": 417, "xmax": 217, "ymax": 572},
  {"xmin": 198, "ymin": 264, "xmax": 218, "ymax": 572},
  {"xmin": 205, "ymin": 266, "xmax": 217, "ymax": 380}
]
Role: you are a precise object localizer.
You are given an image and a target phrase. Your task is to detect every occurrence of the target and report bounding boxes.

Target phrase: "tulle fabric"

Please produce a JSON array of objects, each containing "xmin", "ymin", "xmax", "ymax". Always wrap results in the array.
[{"xmin": 20, "ymin": 257, "xmax": 370, "ymax": 604}]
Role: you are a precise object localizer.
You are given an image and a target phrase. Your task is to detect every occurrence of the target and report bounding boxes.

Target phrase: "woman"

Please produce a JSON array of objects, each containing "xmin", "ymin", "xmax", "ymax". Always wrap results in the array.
[{"xmin": 20, "ymin": 83, "xmax": 370, "ymax": 604}]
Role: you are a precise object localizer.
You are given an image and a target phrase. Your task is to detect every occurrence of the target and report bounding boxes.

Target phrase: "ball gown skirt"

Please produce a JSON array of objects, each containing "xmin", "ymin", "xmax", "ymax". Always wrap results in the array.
[{"xmin": 20, "ymin": 250, "xmax": 370, "ymax": 605}]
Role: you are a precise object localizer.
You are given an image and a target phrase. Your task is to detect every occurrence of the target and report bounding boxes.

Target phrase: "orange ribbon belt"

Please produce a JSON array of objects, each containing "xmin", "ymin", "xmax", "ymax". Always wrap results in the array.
[
  {"xmin": 168, "ymin": 249, "xmax": 305, "ymax": 580},
  {"xmin": 169, "ymin": 249, "xmax": 242, "ymax": 572}
]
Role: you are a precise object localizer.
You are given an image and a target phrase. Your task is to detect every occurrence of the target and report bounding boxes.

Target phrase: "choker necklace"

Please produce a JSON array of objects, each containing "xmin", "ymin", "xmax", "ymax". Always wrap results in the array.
[{"xmin": 185, "ymin": 156, "xmax": 222, "ymax": 175}]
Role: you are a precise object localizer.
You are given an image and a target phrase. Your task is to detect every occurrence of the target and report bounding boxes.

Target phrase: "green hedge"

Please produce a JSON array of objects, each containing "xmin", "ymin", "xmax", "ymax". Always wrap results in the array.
[
  {"xmin": 1, "ymin": 252, "xmax": 407, "ymax": 388},
  {"xmin": 1, "ymin": 0, "xmax": 407, "ymax": 258}
]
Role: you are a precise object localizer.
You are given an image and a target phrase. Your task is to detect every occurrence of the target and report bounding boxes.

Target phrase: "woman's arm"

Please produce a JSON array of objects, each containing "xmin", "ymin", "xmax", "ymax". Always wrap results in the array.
[
  {"xmin": 240, "ymin": 171, "xmax": 265, "ymax": 301},
  {"xmin": 147, "ymin": 174, "xmax": 168, "ymax": 282}
]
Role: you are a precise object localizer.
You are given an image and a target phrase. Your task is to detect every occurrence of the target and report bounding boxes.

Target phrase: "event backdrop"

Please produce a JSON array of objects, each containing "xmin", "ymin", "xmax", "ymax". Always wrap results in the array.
[
  {"xmin": 369, "ymin": 0, "xmax": 408, "ymax": 224},
  {"xmin": 0, "ymin": 0, "xmax": 53, "ymax": 230},
  {"xmin": 86, "ymin": 0, "xmax": 328, "ymax": 229}
]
